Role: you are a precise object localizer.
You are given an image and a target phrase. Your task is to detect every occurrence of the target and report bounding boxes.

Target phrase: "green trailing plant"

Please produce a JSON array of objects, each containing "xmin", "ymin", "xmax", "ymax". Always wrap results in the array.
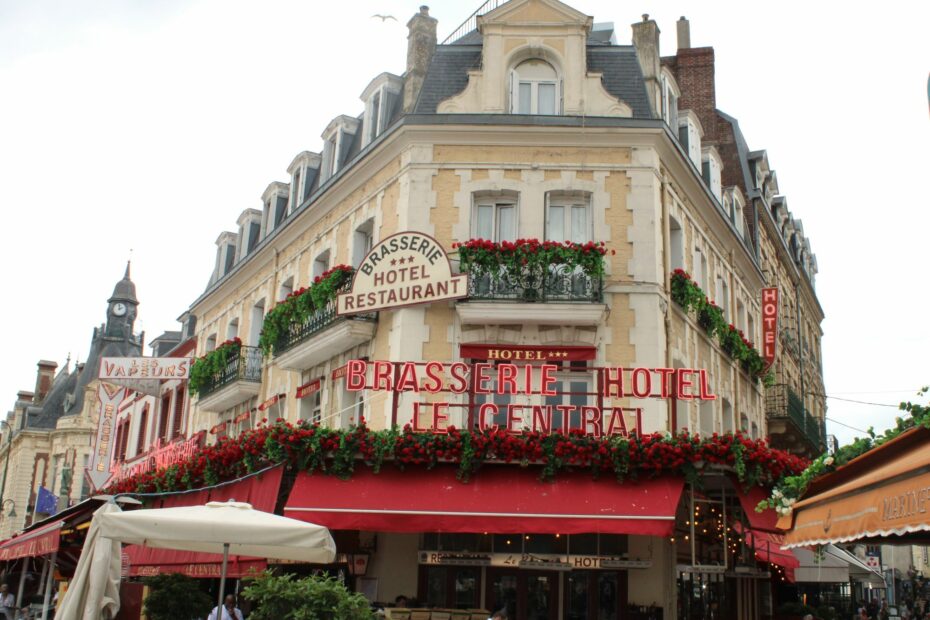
[
  {"xmin": 670, "ymin": 269, "xmax": 771, "ymax": 383},
  {"xmin": 760, "ymin": 387, "xmax": 930, "ymax": 516},
  {"xmin": 242, "ymin": 571, "xmax": 373, "ymax": 620},
  {"xmin": 258, "ymin": 265, "xmax": 355, "ymax": 355},
  {"xmin": 188, "ymin": 337, "xmax": 242, "ymax": 395},
  {"xmin": 142, "ymin": 573, "xmax": 213, "ymax": 620},
  {"xmin": 454, "ymin": 238, "xmax": 612, "ymax": 280}
]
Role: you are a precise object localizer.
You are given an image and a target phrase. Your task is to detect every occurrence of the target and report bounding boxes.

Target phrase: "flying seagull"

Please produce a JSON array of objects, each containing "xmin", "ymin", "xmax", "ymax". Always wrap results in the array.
[{"xmin": 371, "ymin": 14, "xmax": 397, "ymax": 22}]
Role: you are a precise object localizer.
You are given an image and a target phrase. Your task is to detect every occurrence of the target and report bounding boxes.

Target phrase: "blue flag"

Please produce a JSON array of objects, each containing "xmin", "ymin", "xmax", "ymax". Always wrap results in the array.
[{"xmin": 35, "ymin": 486, "xmax": 58, "ymax": 515}]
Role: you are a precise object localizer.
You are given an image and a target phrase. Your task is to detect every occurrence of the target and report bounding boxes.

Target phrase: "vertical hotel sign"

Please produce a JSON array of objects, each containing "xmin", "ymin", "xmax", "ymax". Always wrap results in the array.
[
  {"xmin": 337, "ymin": 232, "xmax": 468, "ymax": 315},
  {"xmin": 87, "ymin": 383, "xmax": 125, "ymax": 491},
  {"xmin": 761, "ymin": 288, "xmax": 779, "ymax": 370}
]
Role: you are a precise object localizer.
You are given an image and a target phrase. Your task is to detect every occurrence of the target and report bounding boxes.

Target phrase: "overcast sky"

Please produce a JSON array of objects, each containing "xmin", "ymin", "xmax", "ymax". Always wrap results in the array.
[{"xmin": 1, "ymin": 0, "xmax": 927, "ymax": 447}]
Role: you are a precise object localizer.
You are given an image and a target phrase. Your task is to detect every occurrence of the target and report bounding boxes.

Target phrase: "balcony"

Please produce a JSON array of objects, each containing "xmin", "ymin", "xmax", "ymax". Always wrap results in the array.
[
  {"xmin": 456, "ymin": 264, "xmax": 607, "ymax": 326},
  {"xmin": 765, "ymin": 383, "xmax": 826, "ymax": 457},
  {"xmin": 272, "ymin": 295, "xmax": 376, "ymax": 372},
  {"xmin": 197, "ymin": 346, "xmax": 263, "ymax": 412}
]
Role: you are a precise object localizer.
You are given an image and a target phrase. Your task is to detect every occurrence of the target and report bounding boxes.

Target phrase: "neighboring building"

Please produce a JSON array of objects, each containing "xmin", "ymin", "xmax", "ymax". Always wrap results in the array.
[
  {"xmin": 172, "ymin": 1, "xmax": 828, "ymax": 616},
  {"xmin": 0, "ymin": 266, "xmax": 143, "ymax": 538},
  {"xmin": 658, "ymin": 20, "xmax": 825, "ymax": 457}
]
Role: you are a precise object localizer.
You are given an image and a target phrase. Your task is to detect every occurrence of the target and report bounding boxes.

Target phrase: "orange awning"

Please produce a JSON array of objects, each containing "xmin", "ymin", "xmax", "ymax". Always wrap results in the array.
[{"xmin": 780, "ymin": 425, "xmax": 930, "ymax": 547}]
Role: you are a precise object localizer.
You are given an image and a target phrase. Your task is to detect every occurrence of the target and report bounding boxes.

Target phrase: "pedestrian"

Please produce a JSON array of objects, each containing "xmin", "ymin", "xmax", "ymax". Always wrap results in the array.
[
  {"xmin": 207, "ymin": 594, "xmax": 243, "ymax": 620},
  {"xmin": 0, "ymin": 584, "xmax": 14, "ymax": 620}
]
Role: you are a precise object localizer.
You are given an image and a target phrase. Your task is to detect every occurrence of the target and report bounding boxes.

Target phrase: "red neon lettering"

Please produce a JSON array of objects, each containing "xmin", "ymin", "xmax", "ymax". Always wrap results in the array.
[
  {"xmin": 606, "ymin": 408, "xmax": 628, "ymax": 436},
  {"xmin": 556, "ymin": 405, "xmax": 573, "ymax": 430},
  {"xmin": 654, "ymin": 368, "xmax": 675, "ymax": 398},
  {"xmin": 346, "ymin": 360, "xmax": 367, "ymax": 391},
  {"xmin": 631, "ymin": 368, "xmax": 652, "ymax": 398},
  {"xmin": 373, "ymin": 361, "xmax": 393, "ymax": 390},
  {"xmin": 448, "ymin": 362, "xmax": 469, "ymax": 394},
  {"xmin": 698, "ymin": 370, "xmax": 717, "ymax": 400},
  {"xmin": 581, "ymin": 406, "xmax": 602, "ymax": 437},
  {"xmin": 396, "ymin": 362, "xmax": 420, "ymax": 392},
  {"xmin": 540, "ymin": 364, "xmax": 558, "ymax": 396},
  {"xmin": 497, "ymin": 364, "xmax": 518, "ymax": 395},
  {"xmin": 412, "ymin": 402, "xmax": 427, "ymax": 432},
  {"xmin": 531, "ymin": 405, "xmax": 551, "ymax": 434},
  {"xmin": 676, "ymin": 369, "xmax": 694, "ymax": 400},
  {"xmin": 507, "ymin": 405, "xmax": 524, "ymax": 434},
  {"xmin": 602, "ymin": 367, "xmax": 624, "ymax": 397},
  {"xmin": 432, "ymin": 402, "xmax": 450, "ymax": 433},
  {"xmin": 474, "ymin": 363, "xmax": 492, "ymax": 394},
  {"xmin": 422, "ymin": 361, "xmax": 444, "ymax": 393},
  {"xmin": 478, "ymin": 403, "xmax": 498, "ymax": 430}
]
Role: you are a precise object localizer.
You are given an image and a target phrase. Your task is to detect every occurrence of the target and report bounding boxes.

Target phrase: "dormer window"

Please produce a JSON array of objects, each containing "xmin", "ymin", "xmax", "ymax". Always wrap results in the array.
[
  {"xmin": 236, "ymin": 209, "xmax": 262, "ymax": 259},
  {"xmin": 701, "ymin": 147, "xmax": 722, "ymax": 201},
  {"xmin": 213, "ymin": 231, "xmax": 238, "ymax": 281},
  {"xmin": 511, "ymin": 59, "xmax": 560, "ymax": 115},
  {"xmin": 677, "ymin": 110, "xmax": 703, "ymax": 169},
  {"xmin": 321, "ymin": 116, "xmax": 360, "ymax": 181},
  {"xmin": 261, "ymin": 182, "xmax": 290, "ymax": 236},
  {"xmin": 660, "ymin": 70, "xmax": 680, "ymax": 130},
  {"xmin": 286, "ymin": 152, "xmax": 321, "ymax": 212},
  {"xmin": 361, "ymin": 73, "xmax": 402, "ymax": 147}
]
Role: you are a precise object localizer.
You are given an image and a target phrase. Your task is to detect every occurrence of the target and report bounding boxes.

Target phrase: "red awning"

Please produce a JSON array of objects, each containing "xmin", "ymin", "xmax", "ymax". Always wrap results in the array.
[
  {"xmin": 284, "ymin": 466, "xmax": 684, "ymax": 536},
  {"xmin": 125, "ymin": 465, "xmax": 283, "ymax": 577},
  {"xmin": 0, "ymin": 521, "xmax": 62, "ymax": 561},
  {"xmin": 740, "ymin": 526, "xmax": 799, "ymax": 582},
  {"xmin": 738, "ymin": 487, "xmax": 780, "ymax": 533}
]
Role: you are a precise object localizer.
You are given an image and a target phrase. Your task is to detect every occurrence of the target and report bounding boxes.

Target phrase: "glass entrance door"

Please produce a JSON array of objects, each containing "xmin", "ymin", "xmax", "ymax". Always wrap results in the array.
[
  {"xmin": 486, "ymin": 569, "xmax": 558, "ymax": 620},
  {"xmin": 565, "ymin": 570, "xmax": 628, "ymax": 620}
]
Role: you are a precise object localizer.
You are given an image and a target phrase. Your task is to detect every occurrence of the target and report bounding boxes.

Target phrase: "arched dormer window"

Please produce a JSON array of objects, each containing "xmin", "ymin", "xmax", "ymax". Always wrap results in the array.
[{"xmin": 510, "ymin": 59, "xmax": 560, "ymax": 115}]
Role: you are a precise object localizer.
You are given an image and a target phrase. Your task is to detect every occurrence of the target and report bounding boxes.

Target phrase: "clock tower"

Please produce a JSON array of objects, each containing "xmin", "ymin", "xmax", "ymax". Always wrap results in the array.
[{"xmin": 105, "ymin": 262, "xmax": 139, "ymax": 339}]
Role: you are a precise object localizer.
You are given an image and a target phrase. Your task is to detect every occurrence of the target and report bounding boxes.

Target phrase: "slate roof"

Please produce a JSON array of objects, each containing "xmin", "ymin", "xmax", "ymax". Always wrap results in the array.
[
  {"xmin": 414, "ymin": 45, "xmax": 483, "ymax": 115},
  {"xmin": 414, "ymin": 44, "xmax": 653, "ymax": 119},
  {"xmin": 586, "ymin": 46, "xmax": 653, "ymax": 119}
]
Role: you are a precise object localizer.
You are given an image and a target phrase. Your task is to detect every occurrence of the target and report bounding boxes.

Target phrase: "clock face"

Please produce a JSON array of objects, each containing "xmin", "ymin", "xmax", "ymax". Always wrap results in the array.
[{"xmin": 112, "ymin": 302, "xmax": 127, "ymax": 317}]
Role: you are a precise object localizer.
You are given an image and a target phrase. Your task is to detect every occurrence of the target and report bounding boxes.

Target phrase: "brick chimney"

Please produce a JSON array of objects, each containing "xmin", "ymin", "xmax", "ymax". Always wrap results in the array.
[
  {"xmin": 16, "ymin": 391, "xmax": 34, "ymax": 404},
  {"xmin": 403, "ymin": 5, "xmax": 438, "ymax": 113},
  {"xmin": 677, "ymin": 17, "xmax": 690, "ymax": 50},
  {"xmin": 674, "ymin": 46, "xmax": 717, "ymax": 140},
  {"xmin": 631, "ymin": 14, "xmax": 661, "ymax": 118},
  {"xmin": 33, "ymin": 360, "xmax": 57, "ymax": 403}
]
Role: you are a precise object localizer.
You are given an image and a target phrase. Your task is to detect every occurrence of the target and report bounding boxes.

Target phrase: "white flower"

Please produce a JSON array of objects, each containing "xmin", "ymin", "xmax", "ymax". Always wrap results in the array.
[
  {"xmin": 773, "ymin": 489, "xmax": 783, "ymax": 498},
  {"xmin": 823, "ymin": 456, "xmax": 834, "ymax": 466},
  {"xmin": 787, "ymin": 498, "xmax": 796, "ymax": 506}
]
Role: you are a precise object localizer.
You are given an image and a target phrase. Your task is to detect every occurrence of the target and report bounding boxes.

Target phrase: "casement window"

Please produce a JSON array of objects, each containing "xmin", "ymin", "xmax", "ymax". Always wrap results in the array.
[
  {"xmin": 511, "ymin": 59, "xmax": 560, "ymax": 115},
  {"xmin": 135, "ymin": 405, "xmax": 149, "ymax": 455},
  {"xmin": 278, "ymin": 277, "xmax": 293, "ymax": 302},
  {"xmin": 545, "ymin": 193, "xmax": 591, "ymax": 244},
  {"xmin": 368, "ymin": 91, "xmax": 381, "ymax": 143},
  {"xmin": 352, "ymin": 220, "xmax": 374, "ymax": 268},
  {"xmin": 669, "ymin": 217, "xmax": 684, "ymax": 271},
  {"xmin": 299, "ymin": 388, "xmax": 322, "ymax": 425},
  {"xmin": 205, "ymin": 334, "xmax": 217, "ymax": 352},
  {"xmin": 313, "ymin": 251, "xmax": 330, "ymax": 279},
  {"xmin": 171, "ymin": 387, "xmax": 184, "ymax": 439},
  {"xmin": 473, "ymin": 196, "xmax": 517, "ymax": 242},
  {"xmin": 699, "ymin": 400, "xmax": 715, "ymax": 437},
  {"xmin": 248, "ymin": 299, "xmax": 265, "ymax": 347},
  {"xmin": 158, "ymin": 392, "xmax": 171, "ymax": 443},
  {"xmin": 226, "ymin": 318, "xmax": 239, "ymax": 341}
]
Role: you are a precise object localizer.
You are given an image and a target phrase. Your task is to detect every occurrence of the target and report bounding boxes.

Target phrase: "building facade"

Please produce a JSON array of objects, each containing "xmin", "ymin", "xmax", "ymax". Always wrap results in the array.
[
  {"xmin": 176, "ymin": 1, "xmax": 828, "ymax": 617},
  {"xmin": 0, "ymin": 266, "xmax": 143, "ymax": 539}
]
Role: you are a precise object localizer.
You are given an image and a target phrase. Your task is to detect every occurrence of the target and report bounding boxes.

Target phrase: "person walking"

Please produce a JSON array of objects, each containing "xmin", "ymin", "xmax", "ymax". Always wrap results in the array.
[
  {"xmin": 207, "ymin": 594, "xmax": 243, "ymax": 620},
  {"xmin": 0, "ymin": 584, "xmax": 15, "ymax": 620}
]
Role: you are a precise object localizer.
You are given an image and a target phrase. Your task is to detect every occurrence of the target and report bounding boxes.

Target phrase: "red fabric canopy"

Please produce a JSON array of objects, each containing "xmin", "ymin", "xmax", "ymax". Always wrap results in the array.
[
  {"xmin": 738, "ymin": 487, "xmax": 780, "ymax": 533},
  {"xmin": 284, "ymin": 466, "xmax": 684, "ymax": 536},
  {"xmin": 125, "ymin": 465, "xmax": 283, "ymax": 578},
  {"xmin": 740, "ymin": 526, "xmax": 798, "ymax": 583},
  {"xmin": 0, "ymin": 521, "xmax": 62, "ymax": 561}
]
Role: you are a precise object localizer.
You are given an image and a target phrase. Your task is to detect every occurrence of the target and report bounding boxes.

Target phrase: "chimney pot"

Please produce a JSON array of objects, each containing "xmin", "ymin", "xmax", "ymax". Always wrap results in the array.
[
  {"xmin": 677, "ymin": 16, "xmax": 691, "ymax": 50},
  {"xmin": 642, "ymin": 14, "xmax": 649, "ymax": 22},
  {"xmin": 420, "ymin": 5, "xmax": 429, "ymax": 15}
]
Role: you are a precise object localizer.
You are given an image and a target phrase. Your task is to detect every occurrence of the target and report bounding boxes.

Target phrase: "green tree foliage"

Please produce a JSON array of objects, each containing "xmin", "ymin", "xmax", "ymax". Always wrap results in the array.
[
  {"xmin": 242, "ymin": 571, "xmax": 373, "ymax": 620},
  {"xmin": 142, "ymin": 573, "xmax": 213, "ymax": 620}
]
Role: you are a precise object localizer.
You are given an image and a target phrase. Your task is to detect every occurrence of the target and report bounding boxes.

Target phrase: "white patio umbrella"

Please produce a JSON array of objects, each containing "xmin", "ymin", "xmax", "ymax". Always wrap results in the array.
[
  {"xmin": 57, "ymin": 502, "xmax": 123, "ymax": 620},
  {"xmin": 97, "ymin": 499, "xmax": 337, "ymax": 614}
]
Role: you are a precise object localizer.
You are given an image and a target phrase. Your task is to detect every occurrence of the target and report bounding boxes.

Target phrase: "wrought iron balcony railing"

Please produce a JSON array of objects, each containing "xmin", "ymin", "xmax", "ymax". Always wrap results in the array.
[
  {"xmin": 462, "ymin": 265, "xmax": 603, "ymax": 303},
  {"xmin": 198, "ymin": 345, "xmax": 263, "ymax": 400},
  {"xmin": 765, "ymin": 383, "xmax": 826, "ymax": 450},
  {"xmin": 272, "ymin": 287, "xmax": 376, "ymax": 357}
]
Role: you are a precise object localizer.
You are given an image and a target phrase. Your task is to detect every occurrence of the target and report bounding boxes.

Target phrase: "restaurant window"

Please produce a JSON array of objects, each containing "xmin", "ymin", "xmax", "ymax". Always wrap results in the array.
[
  {"xmin": 699, "ymin": 401, "xmax": 715, "ymax": 437},
  {"xmin": 136, "ymin": 404, "xmax": 149, "ymax": 455},
  {"xmin": 511, "ymin": 58, "xmax": 560, "ymax": 115},
  {"xmin": 205, "ymin": 334, "xmax": 217, "ymax": 352},
  {"xmin": 472, "ymin": 193, "xmax": 517, "ymax": 242},
  {"xmin": 313, "ymin": 250, "xmax": 330, "ymax": 279},
  {"xmin": 171, "ymin": 387, "xmax": 185, "ymax": 439},
  {"xmin": 158, "ymin": 393, "xmax": 171, "ymax": 443},
  {"xmin": 545, "ymin": 192, "xmax": 591, "ymax": 244},
  {"xmin": 423, "ymin": 566, "xmax": 480, "ymax": 610},
  {"xmin": 226, "ymin": 317, "xmax": 239, "ymax": 341},
  {"xmin": 299, "ymin": 388, "xmax": 322, "ymax": 425}
]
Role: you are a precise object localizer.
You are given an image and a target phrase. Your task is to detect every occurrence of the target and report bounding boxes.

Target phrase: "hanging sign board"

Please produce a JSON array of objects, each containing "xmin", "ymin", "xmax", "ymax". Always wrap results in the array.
[
  {"xmin": 99, "ymin": 357, "xmax": 192, "ymax": 396},
  {"xmin": 761, "ymin": 288, "xmax": 778, "ymax": 370},
  {"xmin": 337, "ymin": 232, "xmax": 468, "ymax": 315},
  {"xmin": 86, "ymin": 383, "xmax": 127, "ymax": 491}
]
